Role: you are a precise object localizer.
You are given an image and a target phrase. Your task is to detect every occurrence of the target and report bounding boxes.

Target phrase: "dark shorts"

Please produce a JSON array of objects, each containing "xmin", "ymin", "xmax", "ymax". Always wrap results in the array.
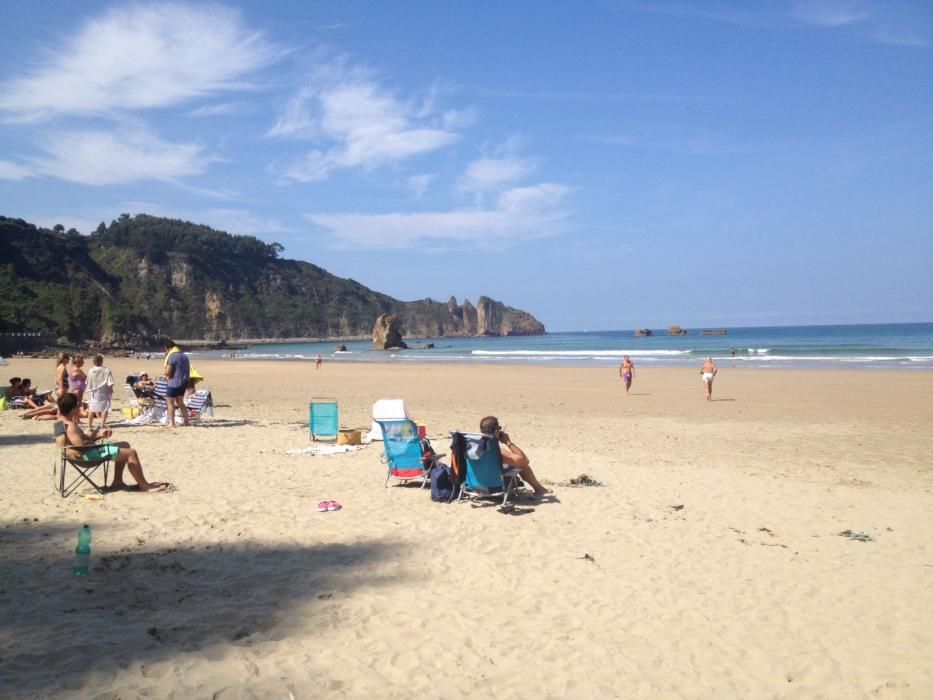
[{"xmin": 165, "ymin": 386, "xmax": 186, "ymax": 398}]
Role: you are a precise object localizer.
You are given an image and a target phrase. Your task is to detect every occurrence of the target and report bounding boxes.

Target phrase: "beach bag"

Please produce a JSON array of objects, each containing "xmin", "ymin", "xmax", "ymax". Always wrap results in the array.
[
  {"xmin": 430, "ymin": 462, "xmax": 454, "ymax": 502},
  {"xmin": 0, "ymin": 395, "xmax": 7, "ymax": 411}
]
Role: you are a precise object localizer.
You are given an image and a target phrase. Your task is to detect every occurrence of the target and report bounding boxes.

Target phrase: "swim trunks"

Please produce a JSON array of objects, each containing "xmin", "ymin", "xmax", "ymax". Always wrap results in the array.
[
  {"xmin": 702, "ymin": 372, "xmax": 715, "ymax": 382},
  {"xmin": 77, "ymin": 444, "xmax": 120, "ymax": 461},
  {"xmin": 623, "ymin": 372, "xmax": 632, "ymax": 382}
]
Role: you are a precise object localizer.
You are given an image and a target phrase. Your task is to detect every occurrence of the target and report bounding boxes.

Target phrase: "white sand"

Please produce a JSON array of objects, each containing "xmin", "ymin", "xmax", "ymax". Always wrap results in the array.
[{"xmin": 1, "ymin": 358, "xmax": 932, "ymax": 698}]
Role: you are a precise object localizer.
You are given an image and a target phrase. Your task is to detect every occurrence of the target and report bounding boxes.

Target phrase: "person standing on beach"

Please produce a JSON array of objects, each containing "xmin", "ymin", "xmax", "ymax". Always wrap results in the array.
[
  {"xmin": 86, "ymin": 354, "xmax": 114, "ymax": 430},
  {"xmin": 700, "ymin": 356, "xmax": 718, "ymax": 401},
  {"xmin": 619, "ymin": 355, "xmax": 635, "ymax": 394},
  {"xmin": 315, "ymin": 353, "xmax": 322, "ymax": 371},
  {"xmin": 163, "ymin": 339, "xmax": 191, "ymax": 428},
  {"xmin": 480, "ymin": 416, "xmax": 552, "ymax": 498}
]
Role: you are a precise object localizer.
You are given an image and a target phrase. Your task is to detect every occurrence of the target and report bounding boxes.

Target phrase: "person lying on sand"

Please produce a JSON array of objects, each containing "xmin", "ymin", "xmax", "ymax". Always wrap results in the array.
[
  {"xmin": 480, "ymin": 415, "xmax": 552, "ymax": 497},
  {"xmin": 57, "ymin": 393, "xmax": 168, "ymax": 493}
]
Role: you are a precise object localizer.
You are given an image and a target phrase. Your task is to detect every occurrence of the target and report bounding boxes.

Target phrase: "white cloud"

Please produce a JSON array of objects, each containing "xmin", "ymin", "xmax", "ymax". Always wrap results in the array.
[
  {"xmin": 406, "ymin": 174, "xmax": 435, "ymax": 199},
  {"xmin": 0, "ymin": 159, "xmax": 34, "ymax": 181},
  {"xmin": 0, "ymin": 3, "xmax": 281, "ymax": 122},
  {"xmin": 270, "ymin": 60, "xmax": 462, "ymax": 181},
  {"xmin": 306, "ymin": 183, "xmax": 571, "ymax": 250},
  {"xmin": 187, "ymin": 101, "xmax": 255, "ymax": 118},
  {"xmin": 30, "ymin": 129, "xmax": 209, "ymax": 185},
  {"xmin": 458, "ymin": 156, "xmax": 535, "ymax": 193},
  {"xmin": 791, "ymin": 0, "xmax": 870, "ymax": 27}
]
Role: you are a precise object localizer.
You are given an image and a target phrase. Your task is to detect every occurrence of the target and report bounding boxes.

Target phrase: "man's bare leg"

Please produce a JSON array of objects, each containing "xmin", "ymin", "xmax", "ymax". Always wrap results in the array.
[
  {"xmin": 175, "ymin": 396, "xmax": 190, "ymax": 426},
  {"xmin": 520, "ymin": 465, "xmax": 551, "ymax": 496},
  {"xmin": 166, "ymin": 396, "xmax": 175, "ymax": 428},
  {"xmin": 111, "ymin": 445, "xmax": 165, "ymax": 492}
]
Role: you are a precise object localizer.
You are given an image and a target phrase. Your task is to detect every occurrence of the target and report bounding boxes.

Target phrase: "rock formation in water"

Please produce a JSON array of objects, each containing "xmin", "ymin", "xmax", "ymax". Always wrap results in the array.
[{"xmin": 372, "ymin": 314, "xmax": 408, "ymax": 349}]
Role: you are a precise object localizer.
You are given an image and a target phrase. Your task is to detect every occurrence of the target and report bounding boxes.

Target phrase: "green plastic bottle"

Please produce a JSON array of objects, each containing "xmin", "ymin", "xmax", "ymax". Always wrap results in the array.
[{"xmin": 73, "ymin": 524, "xmax": 92, "ymax": 576}]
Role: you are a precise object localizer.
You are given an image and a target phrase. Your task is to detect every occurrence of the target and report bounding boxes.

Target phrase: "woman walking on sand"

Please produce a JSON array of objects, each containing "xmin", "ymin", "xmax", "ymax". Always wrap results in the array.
[
  {"xmin": 700, "ymin": 356, "xmax": 718, "ymax": 401},
  {"xmin": 619, "ymin": 355, "xmax": 635, "ymax": 394}
]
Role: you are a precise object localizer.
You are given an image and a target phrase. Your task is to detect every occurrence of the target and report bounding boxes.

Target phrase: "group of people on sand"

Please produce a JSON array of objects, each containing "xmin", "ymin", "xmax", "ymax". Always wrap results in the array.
[
  {"xmin": 618, "ymin": 355, "xmax": 719, "ymax": 400},
  {"xmin": 17, "ymin": 343, "xmax": 188, "ymax": 493}
]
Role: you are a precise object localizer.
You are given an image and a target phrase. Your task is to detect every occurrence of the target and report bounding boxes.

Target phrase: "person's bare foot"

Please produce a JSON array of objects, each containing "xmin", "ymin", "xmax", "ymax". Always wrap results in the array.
[{"xmin": 140, "ymin": 482, "xmax": 168, "ymax": 493}]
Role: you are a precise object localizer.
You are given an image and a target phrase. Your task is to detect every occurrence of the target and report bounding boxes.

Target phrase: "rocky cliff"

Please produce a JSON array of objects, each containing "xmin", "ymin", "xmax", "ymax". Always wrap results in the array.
[{"xmin": 0, "ymin": 214, "xmax": 546, "ymax": 345}]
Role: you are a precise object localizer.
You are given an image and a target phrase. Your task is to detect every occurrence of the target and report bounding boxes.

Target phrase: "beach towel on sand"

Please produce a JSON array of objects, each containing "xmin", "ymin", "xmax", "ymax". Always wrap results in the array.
[{"xmin": 286, "ymin": 444, "xmax": 369, "ymax": 457}]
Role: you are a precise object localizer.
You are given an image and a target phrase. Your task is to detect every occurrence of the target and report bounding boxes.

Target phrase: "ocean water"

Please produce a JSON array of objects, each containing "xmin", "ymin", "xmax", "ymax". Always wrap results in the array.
[{"xmin": 191, "ymin": 323, "xmax": 933, "ymax": 370}]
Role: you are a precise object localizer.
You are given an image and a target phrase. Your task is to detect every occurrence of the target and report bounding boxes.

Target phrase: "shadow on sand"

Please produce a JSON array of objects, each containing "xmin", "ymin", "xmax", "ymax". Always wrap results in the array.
[
  {"xmin": 0, "ymin": 521, "xmax": 408, "ymax": 695},
  {"xmin": 0, "ymin": 432, "xmax": 55, "ymax": 447}
]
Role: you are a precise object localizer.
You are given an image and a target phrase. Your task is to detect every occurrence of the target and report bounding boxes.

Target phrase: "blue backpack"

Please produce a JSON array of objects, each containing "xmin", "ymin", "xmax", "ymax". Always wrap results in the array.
[{"xmin": 430, "ymin": 462, "xmax": 454, "ymax": 502}]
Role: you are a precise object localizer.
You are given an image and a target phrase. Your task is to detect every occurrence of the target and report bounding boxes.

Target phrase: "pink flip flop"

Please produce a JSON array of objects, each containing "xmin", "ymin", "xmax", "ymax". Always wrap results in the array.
[
  {"xmin": 316, "ymin": 501, "xmax": 329, "ymax": 512},
  {"xmin": 326, "ymin": 500, "xmax": 342, "ymax": 511}
]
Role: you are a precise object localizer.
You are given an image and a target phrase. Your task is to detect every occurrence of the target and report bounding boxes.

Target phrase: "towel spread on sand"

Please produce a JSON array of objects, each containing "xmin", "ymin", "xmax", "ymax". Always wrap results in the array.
[{"xmin": 286, "ymin": 444, "xmax": 369, "ymax": 456}]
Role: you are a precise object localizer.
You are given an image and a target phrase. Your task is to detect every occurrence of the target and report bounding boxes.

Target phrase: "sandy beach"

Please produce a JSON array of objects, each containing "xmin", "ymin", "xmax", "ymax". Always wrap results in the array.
[{"xmin": 1, "ymin": 357, "xmax": 932, "ymax": 698}]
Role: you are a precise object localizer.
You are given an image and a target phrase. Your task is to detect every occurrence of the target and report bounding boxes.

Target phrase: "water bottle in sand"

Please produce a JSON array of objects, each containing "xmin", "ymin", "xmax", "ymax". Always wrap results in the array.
[{"xmin": 73, "ymin": 524, "xmax": 92, "ymax": 576}]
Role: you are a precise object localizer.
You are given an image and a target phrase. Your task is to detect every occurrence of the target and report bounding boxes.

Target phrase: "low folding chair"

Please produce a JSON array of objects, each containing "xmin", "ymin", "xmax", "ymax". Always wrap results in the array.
[
  {"xmin": 186, "ymin": 390, "xmax": 214, "ymax": 419},
  {"xmin": 309, "ymin": 397, "xmax": 339, "ymax": 441},
  {"xmin": 451, "ymin": 431, "xmax": 523, "ymax": 507},
  {"xmin": 53, "ymin": 421, "xmax": 112, "ymax": 497},
  {"xmin": 378, "ymin": 419, "xmax": 444, "ymax": 488}
]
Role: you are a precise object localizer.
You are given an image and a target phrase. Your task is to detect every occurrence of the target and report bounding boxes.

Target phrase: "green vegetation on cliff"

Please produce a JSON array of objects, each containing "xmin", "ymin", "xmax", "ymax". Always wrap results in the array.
[{"xmin": 0, "ymin": 214, "xmax": 545, "ymax": 345}]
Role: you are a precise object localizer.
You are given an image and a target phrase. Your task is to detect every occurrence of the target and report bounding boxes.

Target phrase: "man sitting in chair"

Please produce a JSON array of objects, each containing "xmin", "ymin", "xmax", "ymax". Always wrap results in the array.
[
  {"xmin": 480, "ymin": 416, "xmax": 552, "ymax": 498},
  {"xmin": 57, "ymin": 393, "xmax": 167, "ymax": 493}
]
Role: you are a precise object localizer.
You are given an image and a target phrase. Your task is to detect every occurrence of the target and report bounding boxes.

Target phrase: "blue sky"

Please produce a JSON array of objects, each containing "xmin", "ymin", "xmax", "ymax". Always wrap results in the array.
[{"xmin": 1, "ymin": 1, "xmax": 931, "ymax": 331}]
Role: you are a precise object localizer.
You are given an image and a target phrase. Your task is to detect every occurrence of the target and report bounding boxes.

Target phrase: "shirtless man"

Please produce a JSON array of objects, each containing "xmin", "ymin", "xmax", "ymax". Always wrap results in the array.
[
  {"xmin": 700, "ymin": 356, "xmax": 718, "ymax": 401},
  {"xmin": 619, "ymin": 355, "xmax": 635, "ymax": 394},
  {"xmin": 480, "ymin": 416, "xmax": 551, "ymax": 497},
  {"xmin": 57, "ymin": 392, "xmax": 167, "ymax": 492}
]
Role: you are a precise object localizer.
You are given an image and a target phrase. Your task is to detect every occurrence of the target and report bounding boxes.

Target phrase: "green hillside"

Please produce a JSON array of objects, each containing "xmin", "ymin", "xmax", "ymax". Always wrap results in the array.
[{"xmin": 0, "ymin": 214, "xmax": 545, "ymax": 346}]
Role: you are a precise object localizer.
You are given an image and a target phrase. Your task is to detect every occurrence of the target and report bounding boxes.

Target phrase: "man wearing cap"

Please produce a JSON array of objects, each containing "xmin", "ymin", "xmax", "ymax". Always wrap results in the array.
[{"xmin": 163, "ymin": 339, "xmax": 190, "ymax": 427}]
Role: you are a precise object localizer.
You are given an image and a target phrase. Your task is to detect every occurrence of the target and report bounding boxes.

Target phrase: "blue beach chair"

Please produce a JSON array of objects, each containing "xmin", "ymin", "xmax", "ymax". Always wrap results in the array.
[
  {"xmin": 378, "ymin": 419, "xmax": 443, "ymax": 488},
  {"xmin": 309, "ymin": 397, "xmax": 339, "ymax": 441},
  {"xmin": 452, "ymin": 432, "xmax": 523, "ymax": 507}
]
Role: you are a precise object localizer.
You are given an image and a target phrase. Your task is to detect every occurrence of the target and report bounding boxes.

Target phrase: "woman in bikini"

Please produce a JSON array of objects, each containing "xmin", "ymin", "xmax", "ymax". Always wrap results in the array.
[
  {"xmin": 22, "ymin": 353, "xmax": 72, "ymax": 420},
  {"xmin": 619, "ymin": 355, "xmax": 635, "ymax": 394},
  {"xmin": 69, "ymin": 355, "xmax": 88, "ymax": 404}
]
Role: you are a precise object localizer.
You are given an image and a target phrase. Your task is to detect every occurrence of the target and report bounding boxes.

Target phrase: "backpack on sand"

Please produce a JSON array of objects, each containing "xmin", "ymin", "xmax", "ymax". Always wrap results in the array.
[{"xmin": 430, "ymin": 462, "xmax": 454, "ymax": 502}]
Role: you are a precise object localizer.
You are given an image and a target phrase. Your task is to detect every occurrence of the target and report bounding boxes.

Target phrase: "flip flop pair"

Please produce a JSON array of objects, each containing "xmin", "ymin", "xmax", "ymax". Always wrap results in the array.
[{"xmin": 316, "ymin": 500, "xmax": 342, "ymax": 512}]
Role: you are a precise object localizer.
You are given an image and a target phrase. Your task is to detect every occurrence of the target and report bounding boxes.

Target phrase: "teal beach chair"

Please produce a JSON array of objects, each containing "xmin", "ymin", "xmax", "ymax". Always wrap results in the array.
[
  {"xmin": 309, "ymin": 397, "xmax": 339, "ymax": 441},
  {"xmin": 452, "ymin": 431, "xmax": 523, "ymax": 507},
  {"xmin": 378, "ymin": 419, "xmax": 443, "ymax": 488}
]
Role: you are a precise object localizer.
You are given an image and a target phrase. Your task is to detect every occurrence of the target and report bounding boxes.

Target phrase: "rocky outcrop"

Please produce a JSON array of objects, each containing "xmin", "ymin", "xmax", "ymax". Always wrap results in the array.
[
  {"xmin": 668, "ymin": 325, "xmax": 688, "ymax": 336},
  {"xmin": 475, "ymin": 296, "xmax": 546, "ymax": 336},
  {"xmin": 372, "ymin": 314, "xmax": 408, "ymax": 349},
  {"xmin": 634, "ymin": 328, "xmax": 653, "ymax": 337}
]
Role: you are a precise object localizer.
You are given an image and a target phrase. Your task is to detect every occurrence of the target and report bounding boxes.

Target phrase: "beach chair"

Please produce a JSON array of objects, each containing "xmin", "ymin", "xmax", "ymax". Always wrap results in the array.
[
  {"xmin": 367, "ymin": 399, "xmax": 411, "ymax": 441},
  {"xmin": 451, "ymin": 431, "xmax": 523, "ymax": 507},
  {"xmin": 378, "ymin": 419, "xmax": 443, "ymax": 488},
  {"xmin": 53, "ymin": 421, "xmax": 112, "ymax": 497},
  {"xmin": 186, "ymin": 389, "xmax": 214, "ymax": 419},
  {"xmin": 309, "ymin": 397, "xmax": 338, "ymax": 441}
]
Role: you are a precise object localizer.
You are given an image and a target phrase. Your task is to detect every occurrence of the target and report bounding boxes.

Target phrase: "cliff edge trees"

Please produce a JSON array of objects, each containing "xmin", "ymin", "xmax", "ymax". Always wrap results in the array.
[{"xmin": 0, "ymin": 214, "xmax": 545, "ymax": 345}]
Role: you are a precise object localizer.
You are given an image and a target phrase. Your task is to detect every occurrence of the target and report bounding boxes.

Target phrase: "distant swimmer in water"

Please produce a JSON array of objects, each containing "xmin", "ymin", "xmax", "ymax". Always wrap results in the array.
[
  {"xmin": 730, "ymin": 347, "xmax": 736, "ymax": 357},
  {"xmin": 700, "ymin": 356, "xmax": 718, "ymax": 401},
  {"xmin": 619, "ymin": 355, "xmax": 635, "ymax": 394}
]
